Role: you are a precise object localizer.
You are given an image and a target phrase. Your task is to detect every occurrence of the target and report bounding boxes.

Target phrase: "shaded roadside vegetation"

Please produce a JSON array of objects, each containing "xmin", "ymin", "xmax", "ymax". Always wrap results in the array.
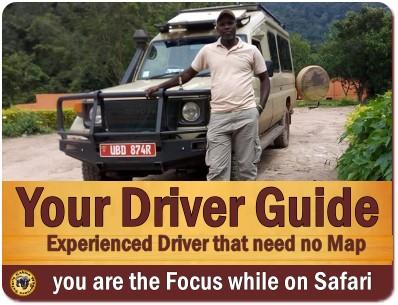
[{"xmin": 2, "ymin": 108, "xmax": 76, "ymax": 137}]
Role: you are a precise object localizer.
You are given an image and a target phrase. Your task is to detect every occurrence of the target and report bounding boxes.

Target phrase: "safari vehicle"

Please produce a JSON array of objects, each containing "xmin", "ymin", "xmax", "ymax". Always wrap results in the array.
[{"xmin": 57, "ymin": 4, "xmax": 296, "ymax": 180}]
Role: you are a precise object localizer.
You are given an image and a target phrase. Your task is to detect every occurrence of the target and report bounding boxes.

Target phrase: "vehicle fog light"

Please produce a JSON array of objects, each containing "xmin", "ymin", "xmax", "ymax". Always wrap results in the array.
[{"xmin": 182, "ymin": 102, "xmax": 200, "ymax": 122}]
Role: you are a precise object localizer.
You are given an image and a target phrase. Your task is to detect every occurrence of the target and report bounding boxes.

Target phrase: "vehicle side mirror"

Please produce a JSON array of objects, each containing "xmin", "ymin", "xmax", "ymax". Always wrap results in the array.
[{"xmin": 265, "ymin": 60, "xmax": 274, "ymax": 77}]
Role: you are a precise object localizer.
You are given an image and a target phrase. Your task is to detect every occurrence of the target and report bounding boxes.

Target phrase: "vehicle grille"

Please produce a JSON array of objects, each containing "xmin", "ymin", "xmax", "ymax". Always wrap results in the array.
[{"xmin": 103, "ymin": 99, "xmax": 157, "ymax": 132}]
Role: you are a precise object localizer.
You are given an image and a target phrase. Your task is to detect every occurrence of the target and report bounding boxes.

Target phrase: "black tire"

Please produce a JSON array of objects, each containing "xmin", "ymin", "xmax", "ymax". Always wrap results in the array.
[
  {"xmin": 82, "ymin": 162, "xmax": 132, "ymax": 181},
  {"xmin": 195, "ymin": 166, "xmax": 208, "ymax": 180},
  {"xmin": 274, "ymin": 110, "xmax": 290, "ymax": 148},
  {"xmin": 82, "ymin": 162, "xmax": 105, "ymax": 181}
]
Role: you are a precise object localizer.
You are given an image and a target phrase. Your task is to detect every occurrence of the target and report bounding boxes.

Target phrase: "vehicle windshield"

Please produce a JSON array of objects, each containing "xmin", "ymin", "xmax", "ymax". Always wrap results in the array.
[{"xmin": 138, "ymin": 36, "xmax": 217, "ymax": 80}]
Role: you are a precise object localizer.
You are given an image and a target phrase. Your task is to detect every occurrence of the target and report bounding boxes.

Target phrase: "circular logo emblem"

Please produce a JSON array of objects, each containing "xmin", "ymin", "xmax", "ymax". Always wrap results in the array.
[{"xmin": 10, "ymin": 269, "xmax": 36, "ymax": 297}]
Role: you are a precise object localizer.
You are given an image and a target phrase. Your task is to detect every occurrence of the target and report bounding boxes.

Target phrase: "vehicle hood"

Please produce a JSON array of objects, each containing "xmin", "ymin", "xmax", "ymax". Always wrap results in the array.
[{"xmin": 101, "ymin": 77, "xmax": 211, "ymax": 93}]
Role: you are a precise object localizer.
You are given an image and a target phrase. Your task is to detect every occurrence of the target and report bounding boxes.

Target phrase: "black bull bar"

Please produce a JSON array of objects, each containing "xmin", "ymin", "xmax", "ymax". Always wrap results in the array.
[{"xmin": 56, "ymin": 89, "xmax": 211, "ymax": 141}]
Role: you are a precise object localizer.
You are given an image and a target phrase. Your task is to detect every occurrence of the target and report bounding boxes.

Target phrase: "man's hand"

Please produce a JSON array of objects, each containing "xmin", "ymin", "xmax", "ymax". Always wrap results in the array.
[
  {"xmin": 257, "ymin": 71, "xmax": 270, "ymax": 111},
  {"xmin": 144, "ymin": 67, "xmax": 198, "ymax": 99},
  {"xmin": 145, "ymin": 85, "xmax": 160, "ymax": 99}
]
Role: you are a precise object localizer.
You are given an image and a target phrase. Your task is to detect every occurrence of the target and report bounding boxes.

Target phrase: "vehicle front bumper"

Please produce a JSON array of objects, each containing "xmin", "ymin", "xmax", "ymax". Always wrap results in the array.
[
  {"xmin": 57, "ymin": 89, "xmax": 211, "ymax": 174},
  {"xmin": 60, "ymin": 136, "xmax": 206, "ymax": 174}
]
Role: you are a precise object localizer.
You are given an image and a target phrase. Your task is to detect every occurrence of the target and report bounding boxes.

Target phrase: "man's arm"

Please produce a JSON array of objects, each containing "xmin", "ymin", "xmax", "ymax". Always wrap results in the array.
[
  {"xmin": 145, "ymin": 67, "xmax": 198, "ymax": 98},
  {"xmin": 256, "ymin": 71, "xmax": 270, "ymax": 114}
]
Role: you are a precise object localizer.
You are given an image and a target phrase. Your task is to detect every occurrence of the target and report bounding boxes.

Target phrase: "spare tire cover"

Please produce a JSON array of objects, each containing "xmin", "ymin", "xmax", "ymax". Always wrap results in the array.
[{"xmin": 296, "ymin": 65, "xmax": 330, "ymax": 101}]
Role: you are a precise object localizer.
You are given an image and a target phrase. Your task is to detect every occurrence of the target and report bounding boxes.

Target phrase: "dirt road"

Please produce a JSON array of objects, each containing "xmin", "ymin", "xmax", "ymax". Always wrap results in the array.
[{"xmin": 2, "ymin": 106, "xmax": 353, "ymax": 181}]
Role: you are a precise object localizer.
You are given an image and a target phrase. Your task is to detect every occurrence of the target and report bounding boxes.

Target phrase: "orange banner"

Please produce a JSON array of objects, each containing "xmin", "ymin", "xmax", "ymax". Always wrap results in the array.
[{"xmin": 3, "ymin": 181, "xmax": 392, "ymax": 265}]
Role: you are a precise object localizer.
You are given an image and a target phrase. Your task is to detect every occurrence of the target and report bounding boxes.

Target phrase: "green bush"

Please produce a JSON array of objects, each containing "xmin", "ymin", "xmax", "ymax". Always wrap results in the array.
[
  {"xmin": 2, "ymin": 108, "xmax": 76, "ymax": 137},
  {"xmin": 337, "ymin": 92, "xmax": 392, "ymax": 180}
]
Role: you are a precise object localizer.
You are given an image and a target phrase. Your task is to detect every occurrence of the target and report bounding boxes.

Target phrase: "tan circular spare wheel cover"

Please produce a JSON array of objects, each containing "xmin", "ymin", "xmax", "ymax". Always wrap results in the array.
[{"xmin": 296, "ymin": 65, "xmax": 330, "ymax": 101}]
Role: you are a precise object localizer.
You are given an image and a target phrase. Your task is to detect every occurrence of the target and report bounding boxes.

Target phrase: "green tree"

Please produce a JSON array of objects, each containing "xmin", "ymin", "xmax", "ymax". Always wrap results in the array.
[
  {"xmin": 265, "ymin": 2, "xmax": 387, "ymax": 43},
  {"xmin": 4, "ymin": 3, "xmax": 388, "ymax": 107},
  {"xmin": 289, "ymin": 33, "xmax": 322, "ymax": 75},
  {"xmin": 2, "ymin": 2, "xmax": 228, "ymax": 100},
  {"xmin": 2, "ymin": 52, "xmax": 49, "ymax": 107},
  {"xmin": 320, "ymin": 7, "xmax": 392, "ymax": 103},
  {"xmin": 290, "ymin": 33, "xmax": 311, "ymax": 75}
]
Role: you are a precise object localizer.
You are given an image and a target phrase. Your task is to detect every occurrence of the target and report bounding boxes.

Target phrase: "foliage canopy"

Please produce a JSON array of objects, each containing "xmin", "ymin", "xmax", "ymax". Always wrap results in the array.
[
  {"xmin": 2, "ymin": 3, "xmax": 392, "ymax": 107},
  {"xmin": 319, "ymin": 7, "xmax": 392, "ymax": 102}
]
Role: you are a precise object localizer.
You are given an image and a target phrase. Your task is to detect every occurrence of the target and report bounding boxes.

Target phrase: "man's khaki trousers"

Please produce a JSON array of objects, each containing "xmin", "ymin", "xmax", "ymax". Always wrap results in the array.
[{"xmin": 205, "ymin": 107, "xmax": 262, "ymax": 181}]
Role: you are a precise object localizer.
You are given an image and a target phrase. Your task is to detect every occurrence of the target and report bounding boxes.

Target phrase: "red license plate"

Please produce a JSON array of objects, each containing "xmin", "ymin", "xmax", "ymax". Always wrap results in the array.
[{"xmin": 100, "ymin": 143, "xmax": 156, "ymax": 157}]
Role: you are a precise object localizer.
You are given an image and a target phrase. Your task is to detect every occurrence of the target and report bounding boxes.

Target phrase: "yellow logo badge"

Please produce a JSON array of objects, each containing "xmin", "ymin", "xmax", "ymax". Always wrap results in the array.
[{"xmin": 10, "ymin": 269, "xmax": 36, "ymax": 296}]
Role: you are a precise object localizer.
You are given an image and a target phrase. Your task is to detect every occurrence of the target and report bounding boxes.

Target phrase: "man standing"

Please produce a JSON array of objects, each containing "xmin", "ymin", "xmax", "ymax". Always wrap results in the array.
[{"xmin": 145, "ymin": 9, "xmax": 270, "ymax": 180}]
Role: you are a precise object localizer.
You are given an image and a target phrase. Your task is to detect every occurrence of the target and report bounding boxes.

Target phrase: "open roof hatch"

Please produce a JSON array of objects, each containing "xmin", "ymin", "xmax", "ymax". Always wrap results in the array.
[{"xmin": 157, "ymin": 9, "xmax": 249, "ymax": 33}]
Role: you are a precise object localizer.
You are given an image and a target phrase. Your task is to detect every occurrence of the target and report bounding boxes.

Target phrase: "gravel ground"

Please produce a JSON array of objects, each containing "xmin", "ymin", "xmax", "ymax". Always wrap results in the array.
[{"xmin": 2, "ymin": 106, "xmax": 353, "ymax": 181}]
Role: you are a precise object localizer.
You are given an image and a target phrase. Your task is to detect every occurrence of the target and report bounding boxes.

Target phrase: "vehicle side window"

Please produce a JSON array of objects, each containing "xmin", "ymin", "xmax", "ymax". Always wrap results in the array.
[
  {"xmin": 277, "ymin": 35, "xmax": 293, "ymax": 72},
  {"xmin": 252, "ymin": 39, "xmax": 263, "ymax": 54},
  {"xmin": 267, "ymin": 32, "xmax": 280, "ymax": 72}
]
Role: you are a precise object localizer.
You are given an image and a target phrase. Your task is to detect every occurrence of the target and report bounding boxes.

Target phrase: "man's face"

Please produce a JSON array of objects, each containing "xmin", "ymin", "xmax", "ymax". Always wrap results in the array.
[{"xmin": 216, "ymin": 16, "xmax": 237, "ymax": 40}]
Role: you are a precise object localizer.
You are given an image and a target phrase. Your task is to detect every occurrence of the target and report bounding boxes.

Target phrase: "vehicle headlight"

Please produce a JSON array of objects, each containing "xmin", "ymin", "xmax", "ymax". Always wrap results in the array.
[
  {"xmin": 182, "ymin": 102, "xmax": 200, "ymax": 122},
  {"xmin": 88, "ymin": 106, "xmax": 102, "ymax": 125}
]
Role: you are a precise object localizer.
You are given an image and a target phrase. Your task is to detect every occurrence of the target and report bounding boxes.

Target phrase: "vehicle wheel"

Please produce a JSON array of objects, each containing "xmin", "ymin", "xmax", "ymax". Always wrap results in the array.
[
  {"xmin": 82, "ymin": 162, "xmax": 105, "ymax": 181},
  {"xmin": 274, "ymin": 110, "xmax": 290, "ymax": 148},
  {"xmin": 194, "ymin": 166, "xmax": 208, "ymax": 180},
  {"xmin": 82, "ymin": 163, "xmax": 132, "ymax": 181}
]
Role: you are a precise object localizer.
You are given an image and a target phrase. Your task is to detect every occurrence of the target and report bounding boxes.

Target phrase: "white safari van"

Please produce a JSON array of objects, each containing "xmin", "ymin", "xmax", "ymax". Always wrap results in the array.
[{"xmin": 57, "ymin": 4, "xmax": 297, "ymax": 180}]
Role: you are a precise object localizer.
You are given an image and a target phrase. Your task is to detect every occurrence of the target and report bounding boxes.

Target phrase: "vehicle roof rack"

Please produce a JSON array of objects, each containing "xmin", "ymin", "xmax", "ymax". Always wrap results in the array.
[
  {"xmin": 156, "ymin": 21, "xmax": 216, "ymax": 33},
  {"xmin": 156, "ymin": 3, "xmax": 284, "ymax": 34},
  {"xmin": 157, "ymin": 8, "xmax": 251, "ymax": 33},
  {"xmin": 179, "ymin": 3, "xmax": 284, "ymax": 28}
]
